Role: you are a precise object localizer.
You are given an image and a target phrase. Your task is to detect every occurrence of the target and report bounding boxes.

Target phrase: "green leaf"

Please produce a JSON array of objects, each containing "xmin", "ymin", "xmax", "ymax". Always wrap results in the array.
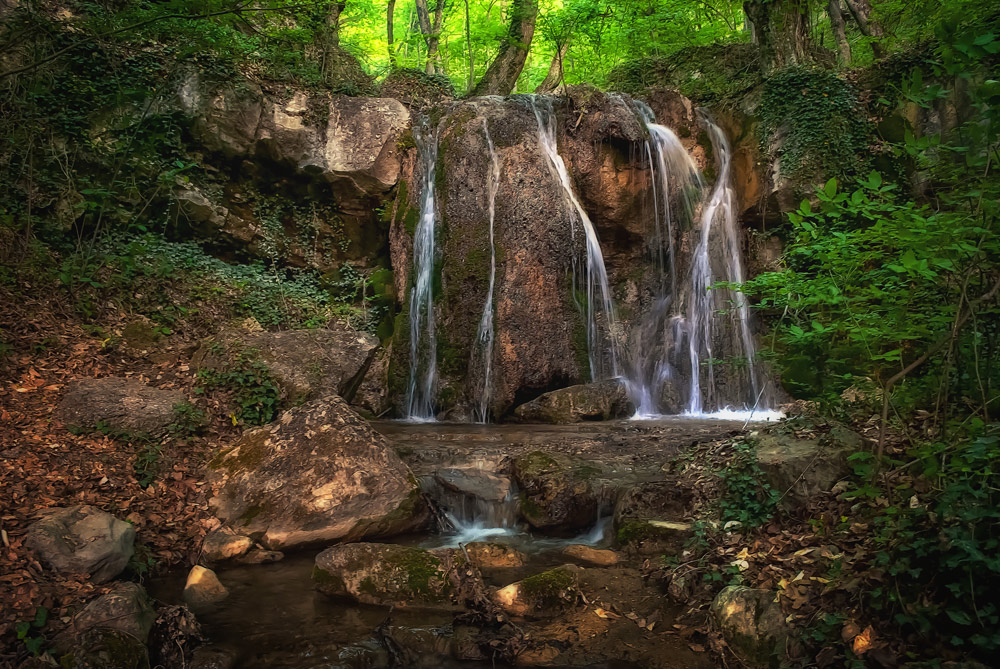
[
  {"xmin": 947, "ymin": 609, "xmax": 974, "ymax": 625},
  {"xmin": 823, "ymin": 178, "xmax": 838, "ymax": 198}
]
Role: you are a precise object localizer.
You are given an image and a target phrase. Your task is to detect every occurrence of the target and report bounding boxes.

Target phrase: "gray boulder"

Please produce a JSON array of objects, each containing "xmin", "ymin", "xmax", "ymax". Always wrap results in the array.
[
  {"xmin": 56, "ymin": 377, "xmax": 184, "ymax": 435},
  {"xmin": 513, "ymin": 380, "xmax": 632, "ymax": 423},
  {"xmin": 513, "ymin": 451, "xmax": 602, "ymax": 531},
  {"xmin": 755, "ymin": 424, "xmax": 864, "ymax": 506},
  {"xmin": 27, "ymin": 506, "xmax": 135, "ymax": 583},
  {"xmin": 54, "ymin": 582, "xmax": 155, "ymax": 653},
  {"xmin": 208, "ymin": 396, "xmax": 426, "ymax": 550},
  {"xmin": 193, "ymin": 327, "xmax": 378, "ymax": 405}
]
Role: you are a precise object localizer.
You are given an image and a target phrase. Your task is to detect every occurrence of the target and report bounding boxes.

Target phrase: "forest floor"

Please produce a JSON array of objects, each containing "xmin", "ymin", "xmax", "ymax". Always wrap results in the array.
[{"xmin": 0, "ymin": 276, "xmax": 926, "ymax": 667}]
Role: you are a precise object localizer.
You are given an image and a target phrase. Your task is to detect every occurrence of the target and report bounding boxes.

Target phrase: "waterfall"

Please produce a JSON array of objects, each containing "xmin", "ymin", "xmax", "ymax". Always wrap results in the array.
[
  {"xmin": 626, "ymin": 105, "xmax": 775, "ymax": 418},
  {"xmin": 473, "ymin": 120, "xmax": 501, "ymax": 423},
  {"xmin": 682, "ymin": 113, "xmax": 768, "ymax": 415},
  {"xmin": 625, "ymin": 102, "xmax": 704, "ymax": 417},
  {"xmin": 527, "ymin": 95, "xmax": 620, "ymax": 381},
  {"xmin": 405, "ymin": 123, "xmax": 440, "ymax": 421}
]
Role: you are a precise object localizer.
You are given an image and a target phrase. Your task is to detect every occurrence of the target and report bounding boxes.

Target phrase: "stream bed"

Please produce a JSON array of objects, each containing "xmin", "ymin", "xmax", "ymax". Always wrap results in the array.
[{"xmin": 151, "ymin": 418, "xmax": 754, "ymax": 668}]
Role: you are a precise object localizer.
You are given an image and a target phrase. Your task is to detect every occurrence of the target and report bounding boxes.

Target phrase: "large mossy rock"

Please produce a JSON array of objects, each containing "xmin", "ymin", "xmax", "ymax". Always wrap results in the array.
[
  {"xmin": 27, "ymin": 506, "xmax": 135, "ymax": 583},
  {"xmin": 512, "ymin": 380, "xmax": 631, "ymax": 423},
  {"xmin": 56, "ymin": 377, "xmax": 184, "ymax": 436},
  {"xmin": 313, "ymin": 543, "xmax": 462, "ymax": 609},
  {"xmin": 755, "ymin": 423, "xmax": 864, "ymax": 507},
  {"xmin": 711, "ymin": 586, "xmax": 791, "ymax": 668},
  {"xmin": 208, "ymin": 396, "xmax": 426, "ymax": 549},
  {"xmin": 513, "ymin": 451, "xmax": 603, "ymax": 531},
  {"xmin": 193, "ymin": 326, "xmax": 378, "ymax": 405}
]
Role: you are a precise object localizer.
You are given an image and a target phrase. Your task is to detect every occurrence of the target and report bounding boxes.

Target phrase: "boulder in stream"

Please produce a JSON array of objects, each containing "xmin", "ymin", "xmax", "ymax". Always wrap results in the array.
[
  {"xmin": 492, "ymin": 564, "xmax": 581, "ymax": 619},
  {"xmin": 562, "ymin": 544, "xmax": 619, "ymax": 566},
  {"xmin": 26, "ymin": 505, "xmax": 135, "ymax": 583},
  {"xmin": 614, "ymin": 477, "xmax": 696, "ymax": 555},
  {"xmin": 313, "ymin": 543, "xmax": 463, "ymax": 609},
  {"xmin": 200, "ymin": 528, "xmax": 253, "ymax": 564},
  {"xmin": 208, "ymin": 396, "xmax": 426, "ymax": 550},
  {"xmin": 184, "ymin": 565, "xmax": 229, "ymax": 609},
  {"xmin": 512, "ymin": 380, "xmax": 632, "ymax": 423},
  {"xmin": 513, "ymin": 451, "xmax": 603, "ymax": 531}
]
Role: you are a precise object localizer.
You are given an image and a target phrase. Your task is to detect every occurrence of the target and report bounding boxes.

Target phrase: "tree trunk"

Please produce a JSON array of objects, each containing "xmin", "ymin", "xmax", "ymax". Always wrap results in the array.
[
  {"xmin": 387, "ymin": 0, "xmax": 396, "ymax": 65},
  {"xmin": 842, "ymin": 0, "xmax": 884, "ymax": 58},
  {"xmin": 415, "ymin": 0, "xmax": 446, "ymax": 74},
  {"xmin": 464, "ymin": 0, "xmax": 474, "ymax": 92},
  {"xmin": 827, "ymin": 0, "xmax": 851, "ymax": 64},
  {"xmin": 743, "ymin": 0, "xmax": 812, "ymax": 72},
  {"xmin": 534, "ymin": 41, "xmax": 569, "ymax": 93},
  {"xmin": 317, "ymin": 0, "xmax": 348, "ymax": 83},
  {"xmin": 472, "ymin": 0, "xmax": 538, "ymax": 96}
]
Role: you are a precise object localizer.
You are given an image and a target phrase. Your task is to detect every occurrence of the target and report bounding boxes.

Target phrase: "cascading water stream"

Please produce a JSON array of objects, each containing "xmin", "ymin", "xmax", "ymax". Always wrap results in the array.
[
  {"xmin": 682, "ymin": 113, "xmax": 768, "ymax": 415},
  {"xmin": 473, "ymin": 120, "xmax": 502, "ymax": 423},
  {"xmin": 405, "ymin": 123, "xmax": 440, "ymax": 421},
  {"xmin": 625, "ymin": 102, "xmax": 704, "ymax": 417},
  {"xmin": 527, "ymin": 95, "xmax": 620, "ymax": 381}
]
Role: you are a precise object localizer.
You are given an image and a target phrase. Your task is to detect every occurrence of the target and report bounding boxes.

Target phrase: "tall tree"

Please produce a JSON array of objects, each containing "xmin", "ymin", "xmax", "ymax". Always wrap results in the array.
[
  {"xmin": 472, "ymin": 0, "xmax": 539, "ymax": 95},
  {"xmin": 743, "ymin": 0, "xmax": 812, "ymax": 72}
]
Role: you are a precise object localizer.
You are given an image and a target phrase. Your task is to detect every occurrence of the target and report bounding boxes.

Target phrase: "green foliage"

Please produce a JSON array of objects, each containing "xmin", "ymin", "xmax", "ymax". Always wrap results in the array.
[
  {"xmin": 717, "ymin": 439, "xmax": 779, "ymax": 529},
  {"xmin": 15, "ymin": 607, "xmax": 48, "ymax": 657},
  {"xmin": 168, "ymin": 402, "xmax": 207, "ymax": 440},
  {"xmin": 134, "ymin": 442, "xmax": 163, "ymax": 489},
  {"xmin": 198, "ymin": 353, "xmax": 281, "ymax": 426},
  {"xmin": 859, "ymin": 426, "xmax": 1000, "ymax": 653},
  {"xmin": 760, "ymin": 67, "xmax": 871, "ymax": 182},
  {"xmin": 127, "ymin": 543, "xmax": 158, "ymax": 581}
]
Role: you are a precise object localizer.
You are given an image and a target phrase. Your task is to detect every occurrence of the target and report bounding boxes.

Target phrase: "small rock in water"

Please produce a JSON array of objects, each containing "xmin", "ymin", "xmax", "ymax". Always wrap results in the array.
[
  {"xmin": 562, "ymin": 544, "xmax": 619, "ymax": 566},
  {"xmin": 464, "ymin": 542, "xmax": 527, "ymax": 568},
  {"xmin": 492, "ymin": 564, "xmax": 581, "ymax": 618},
  {"xmin": 236, "ymin": 548, "xmax": 284, "ymax": 565},
  {"xmin": 433, "ymin": 467, "xmax": 511, "ymax": 503},
  {"xmin": 184, "ymin": 565, "xmax": 229, "ymax": 609}
]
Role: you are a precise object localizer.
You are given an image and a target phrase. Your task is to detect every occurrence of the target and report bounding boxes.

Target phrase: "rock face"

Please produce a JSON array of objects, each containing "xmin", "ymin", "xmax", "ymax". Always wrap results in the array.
[
  {"xmin": 208, "ymin": 396, "xmax": 425, "ymax": 549},
  {"xmin": 193, "ymin": 326, "xmax": 379, "ymax": 405},
  {"xmin": 313, "ymin": 543, "xmax": 462, "ymax": 609},
  {"xmin": 27, "ymin": 506, "xmax": 135, "ymax": 583},
  {"xmin": 388, "ymin": 92, "xmax": 660, "ymax": 418},
  {"xmin": 175, "ymin": 76, "xmax": 410, "ymax": 272},
  {"xmin": 711, "ymin": 586, "xmax": 791, "ymax": 668},
  {"xmin": 492, "ymin": 565, "xmax": 581, "ymax": 618},
  {"xmin": 56, "ymin": 377, "xmax": 184, "ymax": 435},
  {"xmin": 512, "ymin": 380, "xmax": 631, "ymax": 423},
  {"xmin": 755, "ymin": 424, "xmax": 863, "ymax": 506},
  {"xmin": 513, "ymin": 451, "xmax": 603, "ymax": 531}
]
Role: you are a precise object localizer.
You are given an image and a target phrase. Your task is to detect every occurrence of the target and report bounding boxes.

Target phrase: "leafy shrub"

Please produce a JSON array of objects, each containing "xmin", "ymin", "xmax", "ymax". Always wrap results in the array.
[
  {"xmin": 718, "ymin": 439, "xmax": 779, "ymax": 529},
  {"xmin": 198, "ymin": 354, "xmax": 281, "ymax": 426}
]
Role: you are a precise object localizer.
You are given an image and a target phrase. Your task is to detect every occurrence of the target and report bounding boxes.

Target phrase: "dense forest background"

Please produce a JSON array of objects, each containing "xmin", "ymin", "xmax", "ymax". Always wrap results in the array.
[{"xmin": 2, "ymin": 0, "xmax": 1000, "ymax": 665}]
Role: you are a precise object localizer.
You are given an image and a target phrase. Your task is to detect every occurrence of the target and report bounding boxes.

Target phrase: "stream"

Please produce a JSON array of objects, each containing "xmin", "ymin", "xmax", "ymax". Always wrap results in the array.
[{"xmin": 151, "ymin": 418, "xmax": 755, "ymax": 668}]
